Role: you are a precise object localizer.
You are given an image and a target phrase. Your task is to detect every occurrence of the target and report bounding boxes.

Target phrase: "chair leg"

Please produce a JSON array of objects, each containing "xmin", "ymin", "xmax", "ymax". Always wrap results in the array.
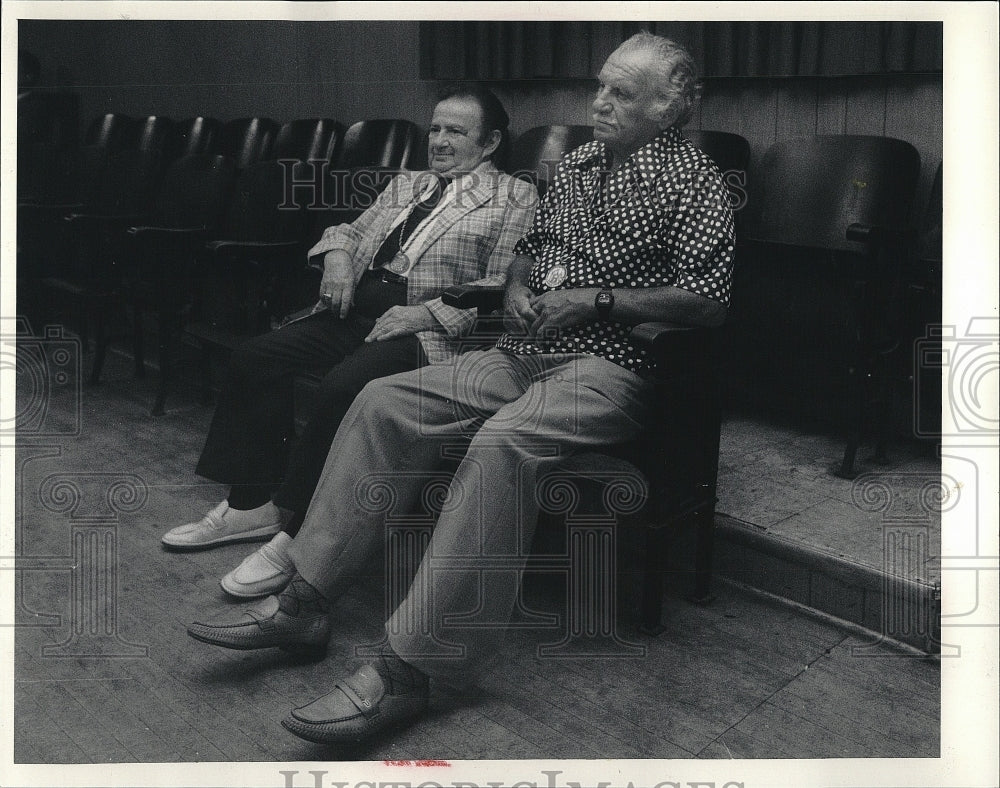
[
  {"xmin": 869, "ymin": 360, "xmax": 894, "ymax": 465},
  {"xmin": 151, "ymin": 310, "xmax": 174, "ymax": 417},
  {"xmin": 131, "ymin": 304, "xmax": 145, "ymax": 379},
  {"xmin": 89, "ymin": 303, "xmax": 107, "ymax": 385},
  {"xmin": 836, "ymin": 362, "xmax": 866, "ymax": 479},
  {"xmin": 639, "ymin": 526, "xmax": 668, "ymax": 636},
  {"xmin": 198, "ymin": 343, "xmax": 213, "ymax": 405},
  {"xmin": 692, "ymin": 504, "xmax": 716, "ymax": 604},
  {"xmin": 77, "ymin": 299, "xmax": 90, "ymax": 352}
]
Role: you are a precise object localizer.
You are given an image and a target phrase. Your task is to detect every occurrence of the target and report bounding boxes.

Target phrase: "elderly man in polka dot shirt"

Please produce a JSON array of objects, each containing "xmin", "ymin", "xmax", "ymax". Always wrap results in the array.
[{"xmin": 186, "ymin": 33, "xmax": 735, "ymax": 744}]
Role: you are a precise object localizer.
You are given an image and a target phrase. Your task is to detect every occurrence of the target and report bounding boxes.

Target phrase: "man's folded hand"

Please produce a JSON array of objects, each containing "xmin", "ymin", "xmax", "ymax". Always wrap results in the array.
[
  {"xmin": 528, "ymin": 289, "xmax": 597, "ymax": 338},
  {"xmin": 502, "ymin": 282, "xmax": 538, "ymax": 337}
]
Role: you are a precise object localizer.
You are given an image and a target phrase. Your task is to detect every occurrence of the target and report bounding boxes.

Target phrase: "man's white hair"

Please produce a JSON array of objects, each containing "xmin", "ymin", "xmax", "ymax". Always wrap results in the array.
[{"xmin": 617, "ymin": 32, "xmax": 700, "ymax": 127}]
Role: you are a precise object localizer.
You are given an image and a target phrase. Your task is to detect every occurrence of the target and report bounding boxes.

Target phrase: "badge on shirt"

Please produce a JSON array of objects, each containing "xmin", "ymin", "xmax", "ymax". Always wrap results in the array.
[
  {"xmin": 542, "ymin": 264, "xmax": 567, "ymax": 289},
  {"xmin": 387, "ymin": 251, "xmax": 410, "ymax": 274}
]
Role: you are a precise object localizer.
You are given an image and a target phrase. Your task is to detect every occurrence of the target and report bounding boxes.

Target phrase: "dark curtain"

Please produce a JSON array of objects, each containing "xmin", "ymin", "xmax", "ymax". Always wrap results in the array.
[{"xmin": 419, "ymin": 21, "xmax": 942, "ymax": 79}]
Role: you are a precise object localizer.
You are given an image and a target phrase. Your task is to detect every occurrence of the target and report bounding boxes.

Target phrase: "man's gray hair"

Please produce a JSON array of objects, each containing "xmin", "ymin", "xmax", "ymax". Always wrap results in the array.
[{"xmin": 618, "ymin": 32, "xmax": 700, "ymax": 127}]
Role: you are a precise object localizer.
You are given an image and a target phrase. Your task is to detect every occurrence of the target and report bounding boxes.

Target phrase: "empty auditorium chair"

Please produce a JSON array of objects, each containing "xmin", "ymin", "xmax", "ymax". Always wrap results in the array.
[
  {"xmin": 130, "ymin": 115, "xmax": 174, "ymax": 156},
  {"xmin": 177, "ymin": 159, "xmax": 310, "ymax": 414},
  {"xmin": 904, "ymin": 162, "xmax": 943, "ymax": 439},
  {"xmin": 732, "ymin": 134, "xmax": 921, "ymax": 476},
  {"xmin": 167, "ymin": 116, "xmax": 224, "ymax": 160},
  {"xmin": 17, "ymin": 90, "xmax": 80, "ymax": 205},
  {"xmin": 683, "ymin": 129, "xmax": 751, "ymax": 176},
  {"xmin": 336, "ymin": 119, "xmax": 423, "ymax": 170},
  {"xmin": 507, "ymin": 125, "xmax": 595, "ymax": 194},
  {"xmin": 220, "ymin": 117, "xmax": 280, "ymax": 169},
  {"xmin": 84, "ymin": 112, "xmax": 135, "ymax": 151},
  {"xmin": 120, "ymin": 154, "xmax": 238, "ymax": 404},
  {"xmin": 321, "ymin": 119, "xmax": 423, "ymax": 225},
  {"xmin": 271, "ymin": 118, "xmax": 343, "ymax": 163},
  {"xmin": 34, "ymin": 144, "xmax": 168, "ymax": 363}
]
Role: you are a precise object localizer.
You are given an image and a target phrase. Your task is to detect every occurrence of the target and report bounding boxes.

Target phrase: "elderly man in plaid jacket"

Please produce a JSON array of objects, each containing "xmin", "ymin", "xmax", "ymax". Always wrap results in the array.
[{"xmin": 162, "ymin": 85, "xmax": 538, "ymax": 598}]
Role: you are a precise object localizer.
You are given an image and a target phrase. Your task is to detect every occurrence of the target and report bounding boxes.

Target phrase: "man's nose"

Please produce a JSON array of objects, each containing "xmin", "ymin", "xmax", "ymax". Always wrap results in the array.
[
  {"xmin": 593, "ymin": 87, "xmax": 612, "ymax": 113},
  {"xmin": 430, "ymin": 131, "xmax": 449, "ymax": 148}
]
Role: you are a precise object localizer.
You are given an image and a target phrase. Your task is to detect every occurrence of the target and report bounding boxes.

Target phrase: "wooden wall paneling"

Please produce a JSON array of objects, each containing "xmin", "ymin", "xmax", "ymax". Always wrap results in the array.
[
  {"xmin": 816, "ymin": 77, "xmax": 849, "ymax": 135},
  {"xmin": 21, "ymin": 20, "xmax": 109, "ymax": 90},
  {"xmin": 775, "ymin": 80, "xmax": 818, "ymax": 140},
  {"xmin": 844, "ymin": 76, "xmax": 887, "ymax": 137},
  {"xmin": 701, "ymin": 80, "xmax": 778, "ymax": 172},
  {"xmin": 885, "ymin": 75, "xmax": 943, "ymax": 220},
  {"xmin": 296, "ymin": 22, "xmax": 431, "ymax": 127},
  {"xmin": 17, "ymin": 20, "xmax": 941, "ymax": 204},
  {"xmin": 297, "ymin": 23, "xmax": 358, "ymax": 84},
  {"xmin": 496, "ymin": 81, "xmax": 595, "ymax": 138}
]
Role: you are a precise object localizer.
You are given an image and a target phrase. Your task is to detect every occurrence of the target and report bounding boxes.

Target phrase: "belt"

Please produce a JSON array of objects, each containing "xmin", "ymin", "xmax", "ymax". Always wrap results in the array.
[{"xmin": 363, "ymin": 267, "xmax": 408, "ymax": 286}]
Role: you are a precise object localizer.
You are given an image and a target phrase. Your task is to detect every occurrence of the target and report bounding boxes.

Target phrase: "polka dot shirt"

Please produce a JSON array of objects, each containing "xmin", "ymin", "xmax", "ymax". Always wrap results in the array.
[{"xmin": 496, "ymin": 126, "xmax": 735, "ymax": 376}]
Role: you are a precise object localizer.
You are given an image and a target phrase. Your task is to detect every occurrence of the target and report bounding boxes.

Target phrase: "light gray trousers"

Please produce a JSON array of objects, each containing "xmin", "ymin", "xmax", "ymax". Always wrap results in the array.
[{"xmin": 287, "ymin": 348, "xmax": 652, "ymax": 684}]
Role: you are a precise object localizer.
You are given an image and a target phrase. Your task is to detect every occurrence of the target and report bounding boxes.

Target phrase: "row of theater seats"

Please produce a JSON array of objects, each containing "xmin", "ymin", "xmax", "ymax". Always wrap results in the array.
[
  {"xmin": 16, "ymin": 105, "xmax": 942, "ymax": 474},
  {"xmin": 17, "ymin": 109, "xmax": 426, "ymax": 206}
]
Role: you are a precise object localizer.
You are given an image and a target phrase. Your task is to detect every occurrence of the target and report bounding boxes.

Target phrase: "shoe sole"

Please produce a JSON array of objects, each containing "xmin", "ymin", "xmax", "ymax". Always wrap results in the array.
[
  {"xmin": 186, "ymin": 627, "xmax": 327, "ymax": 660},
  {"xmin": 280, "ymin": 708, "xmax": 422, "ymax": 745},
  {"xmin": 161, "ymin": 524, "xmax": 282, "ymax": 551}
]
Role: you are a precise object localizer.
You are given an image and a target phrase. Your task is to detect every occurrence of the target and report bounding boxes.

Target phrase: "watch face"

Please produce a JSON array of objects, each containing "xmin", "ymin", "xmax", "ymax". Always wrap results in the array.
[{"xmin": 597, "ymin": 292, "xmax": 613, "ymax": 307}]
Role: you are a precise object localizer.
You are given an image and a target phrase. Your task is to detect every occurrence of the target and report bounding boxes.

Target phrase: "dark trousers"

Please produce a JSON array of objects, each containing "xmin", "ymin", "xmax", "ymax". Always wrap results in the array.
[{"xmin": 195, "ymin": 303, "xmax": 427, "ymax": 525}]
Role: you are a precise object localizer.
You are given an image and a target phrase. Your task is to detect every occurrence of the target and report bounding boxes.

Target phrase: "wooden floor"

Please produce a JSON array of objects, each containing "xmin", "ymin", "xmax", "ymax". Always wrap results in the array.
[{"xmin": 13, "ymin": 348, "xmax": 940, "ymax": 762}]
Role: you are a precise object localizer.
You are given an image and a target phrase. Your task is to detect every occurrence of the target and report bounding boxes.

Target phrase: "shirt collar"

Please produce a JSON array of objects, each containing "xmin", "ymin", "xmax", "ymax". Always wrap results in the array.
[
  {"xmin": 567, "ymin": 126, "xmax": 685, "ymax": 187},
  {"xmin": 437, "ymin": 159, "xmax": 498, "ymax": 192}
]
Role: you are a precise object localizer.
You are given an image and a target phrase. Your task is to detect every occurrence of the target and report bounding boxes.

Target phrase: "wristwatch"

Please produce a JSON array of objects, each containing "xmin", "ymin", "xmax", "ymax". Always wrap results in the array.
[{"xmin": 595, "ymin": 289, "xmax": 614, "ymax": 321}]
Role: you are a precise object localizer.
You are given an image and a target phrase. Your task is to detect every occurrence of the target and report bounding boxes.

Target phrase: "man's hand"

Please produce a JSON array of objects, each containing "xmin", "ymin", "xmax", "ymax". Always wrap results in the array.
[
  {"xmin": 318, "ymin": 250, "xmax": 357, "ymax": 319},
  {"xmin": 503, "ymin": 282, "xmax": 539, "ymax": 336},
  {"xmin": 528, "ymin": 289, "xmax": 598, "ymax": 339},
  {"xmin": 365, "ymin": 305, "xmax": 439, "ymax": 342}
]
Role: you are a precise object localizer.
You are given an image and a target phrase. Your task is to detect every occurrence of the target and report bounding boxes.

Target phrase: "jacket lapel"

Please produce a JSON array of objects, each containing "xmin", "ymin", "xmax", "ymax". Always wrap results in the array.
[
  {"xmin": 357, "ymin": 171, "xmax": 421, "ymax": 267},
  {"xmin": 406, "ymin": 162, "xmax": 498, "ymax": 262}
]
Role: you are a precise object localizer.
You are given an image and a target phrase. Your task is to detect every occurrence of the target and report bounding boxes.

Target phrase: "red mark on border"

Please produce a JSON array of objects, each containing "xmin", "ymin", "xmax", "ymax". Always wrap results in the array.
[{"xmin": 383, "ymin": 760, "xmax": 451, "ymax": 767}]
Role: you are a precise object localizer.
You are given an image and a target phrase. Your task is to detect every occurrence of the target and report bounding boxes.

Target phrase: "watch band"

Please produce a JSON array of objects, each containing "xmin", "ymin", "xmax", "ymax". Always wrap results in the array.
[{"xmin": 595, "ymin": 288, "xmax": 614, "ymax": 321}]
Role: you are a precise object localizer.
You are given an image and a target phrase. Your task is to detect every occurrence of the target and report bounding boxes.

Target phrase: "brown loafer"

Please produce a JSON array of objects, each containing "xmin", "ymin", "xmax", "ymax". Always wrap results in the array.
[
  {"xmin": 187, "ymin": 595, "xmax": 329, "ymax": 659},
  {"xmin": 281, "ymin": 664, "xmax": 428, "ymax": 744}
]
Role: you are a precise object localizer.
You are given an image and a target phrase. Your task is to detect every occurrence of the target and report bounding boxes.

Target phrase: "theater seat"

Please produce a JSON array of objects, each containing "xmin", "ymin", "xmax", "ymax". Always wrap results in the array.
[
  {"xmin": 507, "ymin": 124, "xmax": 595, "ymax": 195},
  {"xmin": 336, "ymin": 119, "xmax": 423, "ymax": 170},
  {"xmin": 731, "ymin": 134, "xmax": 921, "ymax": 476},
  {"xmin": 166, "ymin": 117, "xmax": 224, "ymax": 160},
  {"xmin": 442, "ymin": 285, "xmax": 722, "ymax": 637},
  {"xmin": 120, "ymin": 153, "xmax": 237, "ymax": 402},
  {"xmin": 178, "ymin": 159, "xmax": 309, "ymax": 414},
  {"xmin": 220, "ymin": 117, "xmax": 280, "ymax": 169},
  {"xmin": 683, "ymin": 129, "xmax": 751, "ymax": 176},
  {"xmin": 272, "ymin": 118, "xmax": 343, "ymax": 163},
  {"xmin": 321, "ymin": 119, "xmax": 423, "ymax": 225}
]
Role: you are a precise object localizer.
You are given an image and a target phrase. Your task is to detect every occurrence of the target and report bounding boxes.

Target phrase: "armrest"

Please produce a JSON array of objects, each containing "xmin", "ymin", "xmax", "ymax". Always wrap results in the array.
[
  {"xmin": 205, "ymin": 240, "xmax": 300, "ymax": 252},
  {"xmin": 442, "ymin": 285, "xmax": 505, "ymax": 311},
  {"xmin": 630, "ymin": 321, "xmax": 701, "ymax": 350},
  {"xmin": 127, "ymin": 226, "xmax": 210, "ymax": 257},
  {"xmin": 65, "ymin": 211, "xmax": 148, "ymax": 224},
  {"xmin": 846, "ymin": 222, "xmax": 915, "ymax": 248},
  {"xmin": 128, "ymin": 225, "xmax": 206, "ymax": 238},
  {"xmin": 204, "ymin": 239, "xmax": 302, "ymax": 266},
  {"xmin": 632, "ymin": 322, "xmax": 718, "ymax": 371}
]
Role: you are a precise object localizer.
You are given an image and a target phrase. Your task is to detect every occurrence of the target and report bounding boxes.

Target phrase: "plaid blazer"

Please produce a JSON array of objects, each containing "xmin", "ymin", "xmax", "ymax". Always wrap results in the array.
[{"xmin": 308, "ymin": 162, "xmax": 538, "ymax": 362}]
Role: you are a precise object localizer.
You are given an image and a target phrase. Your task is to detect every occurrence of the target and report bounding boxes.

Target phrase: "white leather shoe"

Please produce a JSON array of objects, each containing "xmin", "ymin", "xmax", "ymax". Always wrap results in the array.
[
  {"xmin": 220, "ymin": 531, "xmax": 295, "ymax": 598},
  {"xmin": 161, "ymin": 500, "xmax": 282, "ymax": 551}
]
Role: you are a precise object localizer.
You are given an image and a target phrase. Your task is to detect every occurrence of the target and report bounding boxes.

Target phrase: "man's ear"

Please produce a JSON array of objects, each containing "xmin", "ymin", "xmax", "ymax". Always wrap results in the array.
[
  {"xmin": 655, "ymin": 99, "xmax": 681, "ymax": 130},
  {"xmin": 483, "ymin": 129, "xmax": 502, "ymax": 157}
]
